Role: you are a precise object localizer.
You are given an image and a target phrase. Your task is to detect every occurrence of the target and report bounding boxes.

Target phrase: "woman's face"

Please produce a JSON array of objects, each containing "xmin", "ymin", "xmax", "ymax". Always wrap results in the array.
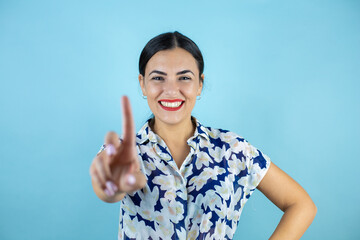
[{"xmin": 139, "ymin": 47, "xmax": 203, "ymax": 127}]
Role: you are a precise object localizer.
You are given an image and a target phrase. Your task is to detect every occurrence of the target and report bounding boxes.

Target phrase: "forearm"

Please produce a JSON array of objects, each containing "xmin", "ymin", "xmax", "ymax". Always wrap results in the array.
[{"xmin": 269, "ymin": 200, "xmax": 317, "ymax": 240}]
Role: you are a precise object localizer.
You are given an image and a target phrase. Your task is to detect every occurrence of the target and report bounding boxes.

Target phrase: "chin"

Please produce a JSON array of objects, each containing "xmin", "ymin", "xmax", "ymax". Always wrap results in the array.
[
  {"xmin": 153, "ymin": 114, "xmax": 189, "ymax": 126},
  {"xmin": 158, "ymin": 117, "xmax": 184, "ymax": 125}
]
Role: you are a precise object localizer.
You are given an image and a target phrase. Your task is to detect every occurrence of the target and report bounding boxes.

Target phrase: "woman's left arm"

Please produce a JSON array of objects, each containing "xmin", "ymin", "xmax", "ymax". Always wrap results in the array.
[{"xmin": 257, "ymin": 162, "xmax": 317, "ymax": 240}]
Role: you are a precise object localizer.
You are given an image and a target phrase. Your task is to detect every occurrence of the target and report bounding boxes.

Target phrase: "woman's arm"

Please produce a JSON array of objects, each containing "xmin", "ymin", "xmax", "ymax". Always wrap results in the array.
[
  {"xmin": 257, "ymin": 162, "xmax": 317, "ymax": 240},
  {"xmin": 89, "ymin": 96, "xmax": 147, "ymax": 203}
]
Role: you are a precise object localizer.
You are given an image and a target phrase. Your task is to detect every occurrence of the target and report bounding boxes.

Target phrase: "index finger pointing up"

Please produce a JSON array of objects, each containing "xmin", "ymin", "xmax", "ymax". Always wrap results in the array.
[{"xmin": 121, "ymin": 95, "xmax": 135, "ymax": 147}]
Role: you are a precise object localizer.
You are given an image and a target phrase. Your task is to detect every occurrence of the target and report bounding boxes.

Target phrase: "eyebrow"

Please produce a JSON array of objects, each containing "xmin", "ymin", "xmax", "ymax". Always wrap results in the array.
[{"xmin": 148, "ymin": 70, "xmax": 195, "ymax": 76}]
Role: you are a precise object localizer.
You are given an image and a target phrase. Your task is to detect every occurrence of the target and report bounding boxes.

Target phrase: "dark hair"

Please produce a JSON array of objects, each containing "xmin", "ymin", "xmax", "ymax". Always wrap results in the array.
[{"xmin": 139, "ymin": 31, "xmax": 204, "ymax": 80}]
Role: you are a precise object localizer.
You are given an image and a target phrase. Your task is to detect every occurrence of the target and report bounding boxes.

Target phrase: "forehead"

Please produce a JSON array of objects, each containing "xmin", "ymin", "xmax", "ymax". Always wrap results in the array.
[{"xmin": 145, "ymin": 48, "xmax": 198, "ymax": 74}]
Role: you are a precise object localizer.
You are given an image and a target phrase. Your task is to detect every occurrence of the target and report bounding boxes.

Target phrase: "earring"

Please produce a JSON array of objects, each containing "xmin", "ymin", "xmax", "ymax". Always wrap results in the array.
[
  {"xmin": 142, "ymin": 95, "xmax": 147, "ymax": 99},
  {"xmin": 197, "ymin": 95, "xmax": 201, "ymax": 100}
]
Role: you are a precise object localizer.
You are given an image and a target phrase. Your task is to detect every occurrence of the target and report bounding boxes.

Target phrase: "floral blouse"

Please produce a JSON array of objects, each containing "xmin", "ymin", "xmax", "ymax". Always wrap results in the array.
[{"xmin": 98, "ymin": 117, "xmax": 271, "ymax": 240}]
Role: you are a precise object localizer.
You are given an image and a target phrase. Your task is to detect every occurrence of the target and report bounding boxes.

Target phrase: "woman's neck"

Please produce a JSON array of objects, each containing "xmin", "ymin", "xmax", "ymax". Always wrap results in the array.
[{"xmin": 151, "ymin": 117, "xmax": 196, "ymax": 145}]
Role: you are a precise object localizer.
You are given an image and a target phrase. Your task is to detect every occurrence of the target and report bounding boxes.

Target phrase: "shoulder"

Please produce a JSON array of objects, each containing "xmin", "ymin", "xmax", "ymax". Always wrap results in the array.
[
  {"xmin": 199, "ymin": 122, "xmax": 267, "ymax": 161},
  {"xmin": 199, "ymin": 123, "xmax": 247, "ymax": 149}
]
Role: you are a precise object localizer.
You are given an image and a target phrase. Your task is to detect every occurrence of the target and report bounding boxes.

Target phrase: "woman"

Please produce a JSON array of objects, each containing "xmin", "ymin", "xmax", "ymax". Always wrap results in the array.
[{"xmin": 90, "ymin": 31, "xmax": 317, "ymax": 239}]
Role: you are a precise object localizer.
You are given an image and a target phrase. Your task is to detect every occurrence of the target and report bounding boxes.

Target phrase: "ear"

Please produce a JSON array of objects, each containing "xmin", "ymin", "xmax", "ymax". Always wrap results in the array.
[
  {"xmin": 197, "ymin": 73, "xmax": 204, "ymax": 96},
  {"xmin": 138, "ymin": 74, "xmax": 146, "ymax": 96}
]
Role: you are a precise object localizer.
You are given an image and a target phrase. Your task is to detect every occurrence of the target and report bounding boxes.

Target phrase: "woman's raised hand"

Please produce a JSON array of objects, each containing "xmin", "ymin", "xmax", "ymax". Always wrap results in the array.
[{"xmin": 90, "ymin": 96, "xmax": 146, "ymax": 202}]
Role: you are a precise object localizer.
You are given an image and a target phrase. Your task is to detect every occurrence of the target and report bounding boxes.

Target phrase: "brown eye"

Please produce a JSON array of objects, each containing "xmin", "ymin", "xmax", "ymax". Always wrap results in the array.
[
  {"xmin": 152, "ymin": 76, "xmax": 164, "ymax": 80},
  {"xmin": 179, "ymin": 76, "xmax": 191, "ymax": 80}
]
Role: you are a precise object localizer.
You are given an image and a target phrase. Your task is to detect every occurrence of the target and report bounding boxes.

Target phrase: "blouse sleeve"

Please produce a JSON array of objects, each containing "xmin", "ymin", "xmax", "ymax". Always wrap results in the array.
[{"xmin": 242, "ymin": 139, "xmax": 271, "ymax": 192}]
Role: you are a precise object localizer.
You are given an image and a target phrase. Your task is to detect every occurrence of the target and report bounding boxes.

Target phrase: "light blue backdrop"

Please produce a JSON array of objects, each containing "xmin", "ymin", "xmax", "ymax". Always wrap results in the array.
[{"xmin": 0, "ymin": 0, "xmax": 359, "ymax": 239}]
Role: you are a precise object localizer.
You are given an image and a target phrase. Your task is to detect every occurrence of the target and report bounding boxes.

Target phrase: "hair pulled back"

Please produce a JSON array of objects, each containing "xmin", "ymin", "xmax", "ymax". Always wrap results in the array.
[{"xmin": 139, "ymin": 31, "xmax": 204, "ymax": 80}]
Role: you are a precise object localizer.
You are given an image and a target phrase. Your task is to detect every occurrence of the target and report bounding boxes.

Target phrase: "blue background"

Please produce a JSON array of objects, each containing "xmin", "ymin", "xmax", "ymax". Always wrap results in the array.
[{"xmin": 0, "ymin": 0, "xmax": 359, "ymax": 239}]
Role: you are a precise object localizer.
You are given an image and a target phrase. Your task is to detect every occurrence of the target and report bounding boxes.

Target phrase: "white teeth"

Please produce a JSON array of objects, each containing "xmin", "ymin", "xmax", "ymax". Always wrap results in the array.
[{"xmin": 160, "ymin": 101, "xmax": 182, "ymax": 108}]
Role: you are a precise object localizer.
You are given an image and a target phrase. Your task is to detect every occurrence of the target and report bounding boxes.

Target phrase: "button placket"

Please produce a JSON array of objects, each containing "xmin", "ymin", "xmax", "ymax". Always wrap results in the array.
[
  {"xmin": 180, "ymin": 138, "xmax": 197, "ymax": 177},
  {"xmin": 153, "ymin": 143, "xmax": 181, "ymax": 175}
]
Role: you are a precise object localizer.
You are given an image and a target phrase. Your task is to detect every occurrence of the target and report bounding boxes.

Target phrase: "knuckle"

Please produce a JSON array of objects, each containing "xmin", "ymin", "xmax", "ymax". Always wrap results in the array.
[
  {"xmin": 93, "ymin": 172, "xmax": 106, "ymax": 189},
  {"xmin": 96, "ymin": 156, "xmax": 105, "ymax": 167},
  {"xmin": 93, "ymin": 162, "xmax": 107, "ymax": 180},
  {"xmin": 105, "ymin": 131, "xmax": 118, "ymax": 142},
  {"xmin": 90, "ymin": 159, "xmax": 99, "ymax": 174},
  {"xmin": 92, "ymin": 172, "xmax": 100, "ymax": 184},
  {"xmin": 89, "ymin": 166, "xmax": 95, "ymax": 176},
  {"xmin": 104, "ymin": 165, "xmax": 112, "ymax": 177}
]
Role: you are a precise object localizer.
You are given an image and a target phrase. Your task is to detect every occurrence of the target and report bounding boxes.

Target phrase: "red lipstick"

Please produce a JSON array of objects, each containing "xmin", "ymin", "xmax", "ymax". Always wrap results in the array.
[
  {"xmin": 158, "ymin": 99, "xmax": 184, "ymax": 111},
  {"xmin": 159, "ymin": 99, "xmax": 183, "ymax": 102}
]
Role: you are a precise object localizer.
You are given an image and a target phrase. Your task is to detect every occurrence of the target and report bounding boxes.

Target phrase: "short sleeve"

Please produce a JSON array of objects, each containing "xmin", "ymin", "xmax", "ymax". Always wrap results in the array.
[{"xmin": 243, "ymin": 140, "xmax": 271, "ymax": 191}]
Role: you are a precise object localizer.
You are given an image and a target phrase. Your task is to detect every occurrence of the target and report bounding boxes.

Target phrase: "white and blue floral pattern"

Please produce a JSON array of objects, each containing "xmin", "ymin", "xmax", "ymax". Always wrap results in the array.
[{"xmin": 98, "ymin": 118, "xmax": 271, "ymax": 240}]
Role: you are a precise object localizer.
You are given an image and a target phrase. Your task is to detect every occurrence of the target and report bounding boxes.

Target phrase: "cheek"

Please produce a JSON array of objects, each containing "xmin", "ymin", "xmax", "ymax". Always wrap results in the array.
[
  {"xmin": 146, "ymin": 84, "xmax": 162, "ymax": 96},
  {"xmin": 145, "ymin": 85, "xmax": 162, "ymax": 109},
  {"xmin": 183, "ymin": 85, "xmax": 200, "ymax": 98}
]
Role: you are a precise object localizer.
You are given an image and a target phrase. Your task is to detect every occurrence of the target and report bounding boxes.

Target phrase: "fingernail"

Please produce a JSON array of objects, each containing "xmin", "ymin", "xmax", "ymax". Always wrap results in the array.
[
  {"xmin": 127, "ymin": 174, "xmax": 136, "ymax": 185},
  {"xmin": 106, "ymin": 144, "xmax": 116, "ymax": 156},
  {"xmin": 106, "ymin": 181, "xmax": 118, "ymax": 192},
  {"xmin": 104, "ymin": 188, "xmax": 114, "ymax": 197}
]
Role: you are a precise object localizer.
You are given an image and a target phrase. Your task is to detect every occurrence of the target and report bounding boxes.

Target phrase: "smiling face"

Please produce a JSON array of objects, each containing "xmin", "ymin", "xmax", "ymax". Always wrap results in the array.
[{"xmin": 139, "ymin": 47, "xmax": 204, "ymax": 128}]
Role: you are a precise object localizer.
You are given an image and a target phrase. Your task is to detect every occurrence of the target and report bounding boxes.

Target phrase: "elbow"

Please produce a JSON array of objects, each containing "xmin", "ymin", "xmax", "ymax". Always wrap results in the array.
[
  {"xmin": 286, "ymin": 197, "xmax": 318, "ymax": 220},
  {"xmin": 300, "ymin": 198, "xmax": 317, "ymax": 221},
  {"xmin": 310, "ymin": 200, "xmax": 318, "ymax": 218}
]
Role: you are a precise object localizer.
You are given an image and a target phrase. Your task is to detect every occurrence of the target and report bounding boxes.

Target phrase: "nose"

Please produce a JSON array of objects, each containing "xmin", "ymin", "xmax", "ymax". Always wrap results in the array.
[{"xmin": 163, "ymin": 79, "xmax": 180, "ymax": 95}]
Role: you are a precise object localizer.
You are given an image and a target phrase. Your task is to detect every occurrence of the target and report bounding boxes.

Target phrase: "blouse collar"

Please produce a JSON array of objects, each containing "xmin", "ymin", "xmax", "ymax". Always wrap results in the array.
[{"xmin": 136, "ymin": 116, "xmax": 210, "ymax": 145}]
